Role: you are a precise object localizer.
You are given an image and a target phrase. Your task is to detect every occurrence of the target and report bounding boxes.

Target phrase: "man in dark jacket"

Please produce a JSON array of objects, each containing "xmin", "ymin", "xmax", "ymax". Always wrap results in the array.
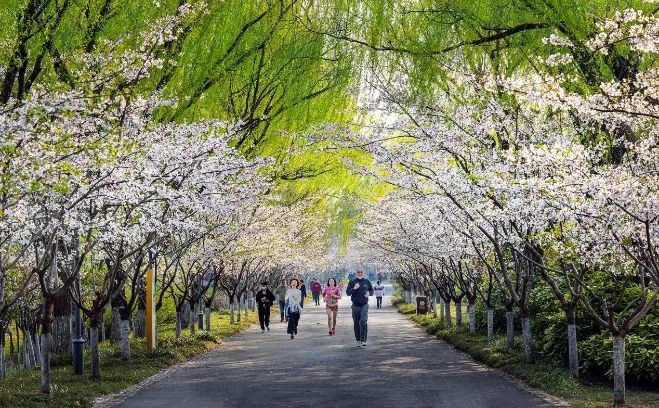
[
  {"xmin": 346, "ymin": 269, "xmax": 374, "ymax": 347},
  {"xmin": 255, "ymin": 281, "xmax": 276, "ymax": 332}
]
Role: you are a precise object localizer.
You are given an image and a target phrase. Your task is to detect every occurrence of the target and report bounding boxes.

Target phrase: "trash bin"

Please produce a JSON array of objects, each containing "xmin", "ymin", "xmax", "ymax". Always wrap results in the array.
[{"xmin": 416, "ymin": 296, "xmax": 428, "ymax": 314}]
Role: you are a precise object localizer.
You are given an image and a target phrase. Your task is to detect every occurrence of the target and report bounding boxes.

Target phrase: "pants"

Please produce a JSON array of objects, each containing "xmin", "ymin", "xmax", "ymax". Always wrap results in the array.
[
  {"xmin": 287, "ymin": 311, "xmax": 300, "ymax": 335},
  {"xmin": 312, "ymin": 292, "xmax": 320, "ymax": 305},
  {"xmin": 376, "ymin": 297, "xmax": 383, "ymax": 308},
  {"xmin": 300, "ymin": 297, "xmax": 305, "ymax": 308},
  {"xmin": 278, "ymin": 300, "xmax": 286, "ymax": 320},
  {"xmin": 351, "ymin": 303, "xmax": 369, "ymax": 342},
  {"xmin": 258, "ymin": 306, "xmax": 271, "ymax": 330},
  {"xmin": 326, "ymin": 305, "xmax": 338, "ymax": 330}
]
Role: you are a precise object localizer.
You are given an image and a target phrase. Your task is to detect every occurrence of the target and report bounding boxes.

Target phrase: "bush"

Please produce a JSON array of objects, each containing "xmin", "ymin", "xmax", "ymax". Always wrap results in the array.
[{"xmin": 580, "ymin": 310, "xmax": 659, "ymax": 384}]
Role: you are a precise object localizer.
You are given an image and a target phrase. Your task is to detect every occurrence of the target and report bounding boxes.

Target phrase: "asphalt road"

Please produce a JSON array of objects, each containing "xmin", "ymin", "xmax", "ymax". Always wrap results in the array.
[{"xmin": 100, "ymin": 285, "xmax": 560, "ymax": 408}]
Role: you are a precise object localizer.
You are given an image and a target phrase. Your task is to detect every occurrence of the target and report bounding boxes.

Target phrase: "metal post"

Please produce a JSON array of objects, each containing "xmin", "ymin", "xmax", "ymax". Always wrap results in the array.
[
  {"xmin": 72, "ymin": 276, "xmax": 84, "ymax": 375},
  {"xmin": 146, "ymin": 250, "xmax": 156, "ymax": 350}
]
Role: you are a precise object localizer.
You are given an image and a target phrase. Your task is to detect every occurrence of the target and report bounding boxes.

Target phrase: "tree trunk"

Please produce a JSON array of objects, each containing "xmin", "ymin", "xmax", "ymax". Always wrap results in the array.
[
  {"xmin": 180, "ymin": 302, "xmax": 191, "ymax": 328},
  {"xmin": 487, "ymin": 308, "xmax": 494, "ymax": 341},
  {"xmin": 439, "ymin": 299, "xmax": 445, "ymax": 322},
  {"xmin": 134, "ymin": 309, "xmax": 146, "ymax": 338},
  {"xmin": 40, "ymin": 334, "xmax": 50, "ymax": 393},
  {"xmin": 444, "ymin": 299, "xmax": 452, "ymax": 326},
  {"xmin": 0, "ymin": 342, "xmax": 4, "ymax": 380},
  {"xmin": 205, "ymin": 307, "xmax": 211, "ymax": 331},
  {"xmin": 613, "ymin": 334, "xmax": 626, "ymax": 405},
  {"xmin": 455, "ymin": 300, "xmax": 463, "ymax": 326},
  {"xmin": 40, "ymin": 298, "xmax": 52, "ymax": 394},
  {"xmin": 52, "ymin": 314, "xmax": 71, "ymax": 356},
  {"xmin": 505, "ymin": 310, "xmax": 514, "ymax": 350},
  {"xmin": 23, "ymin": 329, "xmax": 35, "ymax": 369},
  {"xmin": 236, "ymin": 298, "xmax": 242, "ymax": 322},
  {"xmin": 189, "ymin": 303, "xmax": 196, "ymax": 335},
  {"xmin": 33, "ymin": 332, "xmax": 41, "ymax": 366},
  {"xmin": 468, "ymin": 303, "xmax": 476, "ymax": 334},
  {"xmin": 135, "ymin": 289, "xmax": 146, "ymax": 338},
  {"xmin": 120, "ymin": 319, "xmax": 130, "ymax": 360},
  {"xmin": 110, "ymin": 306, "xmax": 121, "ymax": 342},
  {"xmin": 100, "ymin": 317, "xmax": 105, "ymax": 343},
  {"xmin": 229, "ymin": 303, "xmax": 235, "ymax": 324},
  {"xmin": 521, "ymin": 316, "xmax": 534, "ymax": 363},
  {"xmin": 567, "ymin": 323, "xmax": 579, "ymax": 378},
  {"xmin": 243, "ymin": 298, "xmax": 249, "ymax": 318},
  {"xmin": 175, "ymin": 309, "xmax": 183, "ymax": 338},
  {"xmin": 90, "ymin": 324, "xmax": 101, "ymax": 378},
  {"xmin": 0, "ymin": 327, "xmax": 5, "ymax": 380},
  {"xmin": 52, "ymin": 292, "xmax": 71, "ymax": 355},
  {"xmin": 566, "ymin": 308, "xmax": 579, "ymax": 378}
]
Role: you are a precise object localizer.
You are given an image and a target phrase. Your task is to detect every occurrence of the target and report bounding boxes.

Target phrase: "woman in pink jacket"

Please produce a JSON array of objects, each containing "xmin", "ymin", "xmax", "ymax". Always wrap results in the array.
[{"xmin": 323, "ymin": 277, "xmax": 342, "ymax": 335}]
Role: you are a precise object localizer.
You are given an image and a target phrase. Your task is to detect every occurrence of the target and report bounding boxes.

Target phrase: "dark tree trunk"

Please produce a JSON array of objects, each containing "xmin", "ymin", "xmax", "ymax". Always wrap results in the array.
[{"xmin": 52, "ymin": 292, "xmax": 71, "ymax": 356}]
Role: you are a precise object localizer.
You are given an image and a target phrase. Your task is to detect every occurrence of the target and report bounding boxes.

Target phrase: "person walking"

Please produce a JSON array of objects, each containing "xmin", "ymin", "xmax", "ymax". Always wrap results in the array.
[
  {"xmin": 285, "ymin": 279, "xmax": 303, "ymax": 339},
  {"xmin": 299, "ymin": 280, "xmax": 307, "ymax": 308},
  {"xmin": 274, "ymin": 279, "xmax": 288, "ymax": 322},
  {"xmin": 323, "ymin": 277, "xmax": 341, "ymax": 335},
  {"xmin": 256, "ymin": 282, "xmax": 276, "ymax": 332},
  {"xmin": 346, "ymin": 269, "xmax": 373, "ymax": 347},
  {"xmin": 374, "ymin": 280, "xmax": 385, "ymax": 309},
  {"xmin": 310, "ymin": 278, "xmax": 322, "ymax": 306}
]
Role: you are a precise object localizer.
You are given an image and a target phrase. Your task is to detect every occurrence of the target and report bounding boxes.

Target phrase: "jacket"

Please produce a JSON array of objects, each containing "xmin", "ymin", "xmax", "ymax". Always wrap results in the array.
[
  {"xmin": 274, "ymin": 285, "xmax": 288, "ymax": 302},
  {"xmin": 310, "ymin": 282, "xmax": 322, "ymax": 294},
  {"xmin": 374, "ymin": 284, "xmax": 385, "ymax": 297},
  {"xmin": 346, "ymin": 278, "xmax": 373, "ymax": 306},
  {"xmin": 256, "ymin": 289, "xmax": 275, "ymax": 309}
]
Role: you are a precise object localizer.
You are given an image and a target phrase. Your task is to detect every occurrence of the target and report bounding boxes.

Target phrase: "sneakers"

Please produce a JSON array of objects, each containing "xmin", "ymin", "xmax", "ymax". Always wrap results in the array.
[
  {"xmin": 266, "ymin": 326, "xmax": 270, "ymax": 331},
  {"xmin": 356, "ymin": 341, "xmax": 362, "ymax": 348},
  {"xmin": 332, "ymin": 328, "xmax": 336, "ymax": 335},
  {"xmin": 261, "ymin": 329, "xmax": 265, "ymax": 333},
  {"xmin": 361, "ymin": 341, "xmax": 367, "ymax": 347},
  {"xmin": 290, "ymin": 334, "xmax": 295, "ymax": 339},
  {"xmin": 329, "ymin": 331, "xmax": 332, "ymax": 336},
  {"xmin": 280, "ymin": 318, "xmax": 284, "ymax": 322}
]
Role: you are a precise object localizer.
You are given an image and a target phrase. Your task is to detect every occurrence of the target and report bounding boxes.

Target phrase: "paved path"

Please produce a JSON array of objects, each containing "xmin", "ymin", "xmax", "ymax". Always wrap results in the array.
[{"xmin": 105, "ymin": 285, "xmax": 558, "ymax": 408}]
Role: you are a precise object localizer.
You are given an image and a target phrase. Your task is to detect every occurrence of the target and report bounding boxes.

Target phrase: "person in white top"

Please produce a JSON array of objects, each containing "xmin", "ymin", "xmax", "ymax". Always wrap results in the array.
[
  {"xmin": 285, "ymin": 278, "xmax": 303, "ymax": 339},
  {"xmin": 374, "ymin": 280, "xmax": 385, "ymax": 309}
]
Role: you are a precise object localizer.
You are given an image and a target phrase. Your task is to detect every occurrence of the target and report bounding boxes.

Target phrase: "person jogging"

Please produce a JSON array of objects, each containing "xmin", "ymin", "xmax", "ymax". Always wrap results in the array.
[
  {"xmin": 310, "ymin": 278, "xmax": 322, "ymax": 306},
  {"xmin": 274, "ymin": 279, "xmax": 288, "ymax": 322},
  {"xmin": 256, "ymin": 282, "xmax": 276, "ymax": 332},
  {"xmin": 322, "ymin": 277, "xmax": 342, "ymax": 335},
  {"xmin": 285, "ymin": 278, "xmax": 303, "ymax": 339},
  {"xmin": 346, "ymin": 269, "xmax": 373, "ymax": 347},
  {"xmin": 374, "ymin": 280, "xmax": 385, "ymax": 309}
]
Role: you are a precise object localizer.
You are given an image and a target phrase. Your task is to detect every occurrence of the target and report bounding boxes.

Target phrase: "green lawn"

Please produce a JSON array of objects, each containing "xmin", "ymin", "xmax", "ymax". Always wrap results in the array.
[
  {"xmin": 396, "ymin": 303, "xmax": 659, "ymax": 408},
  {"xmin": 0, "ymin": 310, "xmax": 257, "ymax": 408}
]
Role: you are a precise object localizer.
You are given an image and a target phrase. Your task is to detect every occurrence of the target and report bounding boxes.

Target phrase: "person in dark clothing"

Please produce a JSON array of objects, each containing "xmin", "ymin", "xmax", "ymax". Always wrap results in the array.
[
  {"xmin": 256, "ymin": 281, "xmax": 276, "ymax": 332},
  {"xmin": 310, "ymin": 278, "xmax": 322, "ymax": 306},
  {"xmin": 346, "ymin": 268, "xmax": 374, "ymax": 347},
  {"xmin": 299, "ymin": 280, "xmax": 307, "ymax": 308}
]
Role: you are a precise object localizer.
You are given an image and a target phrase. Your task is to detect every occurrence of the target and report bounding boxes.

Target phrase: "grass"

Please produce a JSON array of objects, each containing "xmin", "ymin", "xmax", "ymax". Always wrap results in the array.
[
  {"xmin": 0, "ymin": 309, "xmax": 258, "ymax": 408},
  {"xmin": 396, "ymin": 302, "xmax": 659, "ymax": 408}
]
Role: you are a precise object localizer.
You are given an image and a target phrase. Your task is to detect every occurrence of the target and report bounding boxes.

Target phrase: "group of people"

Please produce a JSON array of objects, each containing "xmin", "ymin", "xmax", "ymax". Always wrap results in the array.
[{"xmin": 254, "ymin": 269, "xmax": 386, "ymax": 347}]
